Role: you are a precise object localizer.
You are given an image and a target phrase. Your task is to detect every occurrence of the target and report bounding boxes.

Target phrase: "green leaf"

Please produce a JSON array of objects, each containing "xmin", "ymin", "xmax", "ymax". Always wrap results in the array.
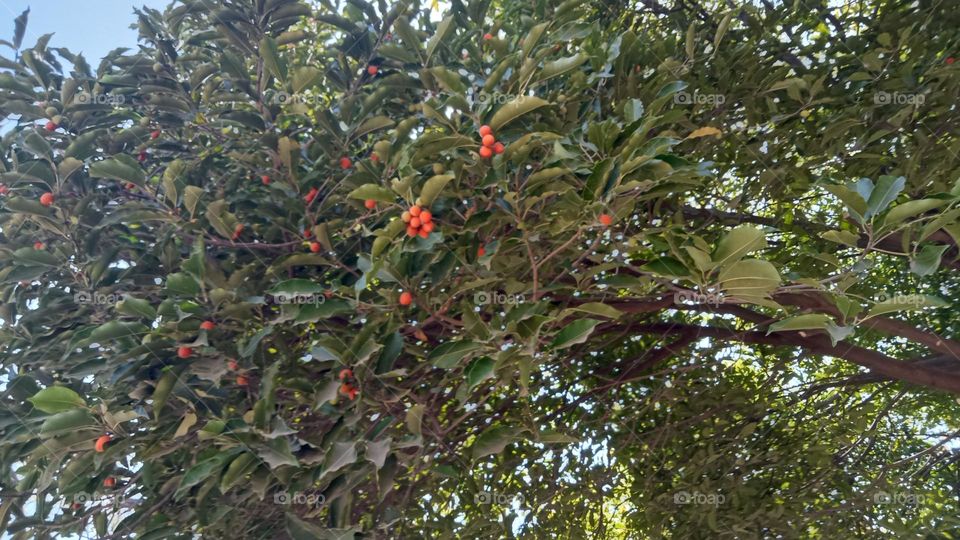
[
  {"xmin": 766, "ymin": 314, "xmax": 833, "ymax": 335},
  {"xmin": 12, "ymin": 247, "xmax": 59, "ymax": 267},
  {"xmin": 821, "ymin": 230, "xmax": 860, "ymax": 246},
  {"xmin": 28, "ymin": 386, "xmax": 86, "ymax": 414},
  {"xmin": 355, "ymin": 115, "xmax": 395, "ymax": 138},
  {"xmin": 867, "ymin": 294, "xmax": 949, "ymax": 317},
  {"xmin": 641, "ymin": 257, "xmax": 690, "ymax": 278},
  {"xmin": 220, "ymin": 453, "xmax": 257, "ymax": 492},
  {"xmin": 259, "ymin": 36, "xmax": 287, "ymax": 81},
  {"xmin": 910, "ymin": 244, "xmax": 949, "ymax": 276},
  {"xmin": 882, "ymin": 199, "xmax": 945, "ymax": 228},
  {"xmin": 471, "ymin": 425, "xmax": 520, "ymax": 459},
  {"xmin": 623, "ymin": 99, "xmax": 644, "ymax": 123},
  {"xmin": 419, "ymin": 174, "xmax": 454, "ymax": 206},
  {"xmin": 560, "ymin": 303, "xmax": 622, "ymax": 319},
  {"xmin": 268, "ymin": 279, "xmax": 325, "ymax": 295},
  {"xmin": 718, "ymin": 259, "xmax": 781, "ymax": 298},
  {"xmin": 347, "ymin": 184, "xmax": 396, "ymax": 203},
  {"xmin": 40, "ymin": 409, "xmax": 96, "ymax": 435},
  {"xmin": 166, "ymin": 272, "xmax": 200, "ymax": 296},
  {"xmin": 425, "ymin": 16, "xmax": 454, "ymax": 64},
  {"xmin": 429, "ymin": 340, "xmax": 482, "ymax": 369},
  {"xmin": 865, "ymin": 175, "xmax": 905, "ymax": 219},
  {"xmin": 712, "ymin": 225, "xmax": 767, "ymax": 266},
  {"xmin": 322, "ymin": 441, "xmax": 357, "ymax": 475},
  {"xmin": 465, "ymin": 357, "xmax": 494, "ymax": 389},
  {"xmin": 89, "ymin": 155, "xmax": 145, "ymax": 186},
  {"xmin": 538, "ymin": 53, "xmax": 588, "ymax": 81},
  {"xmin": 489, "ymin": 96, "xmax": 550, "ymax": 131},
  {"xmin": 90, "ymin": 321, "xmax": 149, "ymax": 341},
  {"xmin": 822, "ymin": 184, "xmax": 867, "ymax": 223},
  {"xmin": 175, "ymin": 455, "xmax": 229, "ymax": 499},
  {"xmin": 550, "ymin": 319, "xmax": 600, "ymax": 349}
]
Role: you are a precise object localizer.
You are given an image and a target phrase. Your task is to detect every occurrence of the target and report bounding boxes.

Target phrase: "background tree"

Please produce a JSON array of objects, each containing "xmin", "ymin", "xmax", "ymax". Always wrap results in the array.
[{"xmin": 1, "ymin": 0, "xmax": 959, "ymax": 538}]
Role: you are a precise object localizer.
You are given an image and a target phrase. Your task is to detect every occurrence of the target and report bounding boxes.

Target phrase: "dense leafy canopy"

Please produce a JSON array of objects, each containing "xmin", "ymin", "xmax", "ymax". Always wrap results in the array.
[{"xmin": 1, "ymin": 0, "xmax": 960, "ymax": 538}]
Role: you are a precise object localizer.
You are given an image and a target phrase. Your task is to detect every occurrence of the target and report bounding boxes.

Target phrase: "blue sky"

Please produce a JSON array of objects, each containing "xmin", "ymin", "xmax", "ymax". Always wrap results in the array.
[{"xmin": 0, "ymin": 0, "xmax": 170, "ymax": 62}]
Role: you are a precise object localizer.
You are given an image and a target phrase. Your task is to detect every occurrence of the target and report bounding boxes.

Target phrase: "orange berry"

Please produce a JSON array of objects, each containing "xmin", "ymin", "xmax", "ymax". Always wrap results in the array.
[
  {"xmin": 367, "ymin": 65, "xmax": 378, "ymax": 75},
  {"xmin": 338, "ymin": 368, "xmax": 353, "ymax": 380},
  {"xmin": 94, "ymin": 435, "xmax": 111, "ymax": 453},
  {"xmin": 479, "ymin": 146, "xmax": 493, "ymax": 158},
  {"xmin": 479, "ymin": 125, "xmax": 492, "ymax": 137},
  {"xmin": 599, "ymin": 213, "xmax": 613, "ymax": 226},
  {"xmin": 482, "ymin": 134, "xmax": 496, "ymax": 147},
  {"xmin": 339, "ymin": 156, "xmax": 352, "ymax": 169},
  {"xmin": 410, "ymin": 217, "xmax": 421, "ymax": 228},
  {"xmin": 364, "ymin": 199, "xmax": 376, "ymax": 209},
  {"xmin": 200, "ymin": 321, "xmax": 215, "ymax": 331},
  {"xmin": 421, "ymin": 221, "xmax": 435, "ymax": 233},
  {"xmin": 39, "ymin": 192, "xmax": 54, "ymax": 206},
  {"xmin": 493, "ymin": 142, "xmax": 505, "ymax": 154},
  {"xmin": 177, "ymin": 346, "xmax": 192, "ymax": 359},
  {"xmin": 103, "ymin": 477, "xmax": 116, "ymax": 488},
  {"xmin": 261, "ymin": 175, "xmax": 271, "ymax": 185},
  {"xmin": 310, "ymin": 242, "xmax": 321, "ymax": 253},
  {"xmin": 418, "ymin": 228, "xmax": 429, "ymax": 238},
  {"xmin": 236, "ymin": 375, "xmax": 249, "ymax": 386},
  {"xmin": 419, "ymin": 210, "xmax": 432, "ymax": 223},
  {"xmin": 409, "ymin": 205, "xmax": 421, "ymax": 217},
  {"xmin": 399, "ymin": 291, "xmax": 413, "ymax": 306},
  {"xmin": 401, "ymin": 211, "xmax": 412, "ymax": 222},
  {"xmin": 406, "ymin": 226, "xmax": 418, "ymax": 237}
]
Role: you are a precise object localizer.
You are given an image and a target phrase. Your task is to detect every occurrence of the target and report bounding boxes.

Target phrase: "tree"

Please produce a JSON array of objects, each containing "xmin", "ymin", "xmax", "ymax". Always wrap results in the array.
[{"xmin": 1, "ymin": 0, "xmax": 959, "ymax": 537}]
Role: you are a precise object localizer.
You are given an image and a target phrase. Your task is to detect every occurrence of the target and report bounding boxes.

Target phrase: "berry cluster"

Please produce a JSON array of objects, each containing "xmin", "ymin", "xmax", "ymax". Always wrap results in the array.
[
  {"xmin": 401, "ymin": 205, "xmax": 434, "ymax": 238},
  {"xmin": 477, "ymin": 125, "xmax": 505, "ymax": 159},
  {"xmin": 338, "ymin": 368, "xmax": 358, "ymax": 400}
]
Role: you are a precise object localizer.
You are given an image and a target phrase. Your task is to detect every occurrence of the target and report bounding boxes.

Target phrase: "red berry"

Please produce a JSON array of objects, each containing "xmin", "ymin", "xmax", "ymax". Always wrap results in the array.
[
  {"xmin": 599, "ymin": 213, "xmax": 613, "ymax": 226},
  {"xmin": 481, "ymin": 134, "xmax": 496, "ymax": 147},
  {"xmin": 410, "ymin": 217, "xmax": 421, "ymax": 228},
  {"xmin": 0, "ymin": 184, "xmax": 7, "ymax": 195},
  {"xmin": 479, "ymin": 146, "xmax": 493, "ymax": 158},
  {"xmin": 371, "ymin": 153, "xmax": 380, "ymax": 162},
  {"xmin": 479, "ymin": 125, "xmax": 493, "ymax": 137},
  {"xmin": 310, "ymin": 242, "xmax": 321, "ymax": 253},
  {"xmin": 367, "ymin": 65, "xmax": 378, "ymax": 75},
  {"xmin": 236, "ymin": 375, "xmax": 249, "ymax": 386},
  {"xmin": 421, "ymin": 221, "xmax": 435, "ymax": 233},
  {"xmin": 304, "ymin": 187, "xmax": 318, "ymax": 203},
  {"xmin": 94, "ymin": 435, "xmax": 111, "ymax": 453},
  {"xmin": 339, "ymin": 157, "xmax": 352, "ymax": 169},
  {"xmin": 33, "ymin": 242, "xmax": 44, "ymax": 250},
  {"xmin": 126, "ymin": 182, "xmax": 136, "ymax": 190},
  {"xmin": 338, "ymin": 368, "xmax": 353, "ymax": 380},
  {"xmin": 364, "ymin": 199, "xmax": 376, "ymax": 209},
  {"xmin": 418, "ymin": 228, "xmax": 429, "ymax": 238},
  {"xmin": 200, "ymin": 321, "xmax": 215, "ymax": 331},
  {"xmin": 399, "ymin": 291, "xmax": 413, "ymax": 306},
  {"xmin": 483, "ymin": 33, "xmax": 493, "ymax": 41},
  {"xmin": 477, "ymin": 246, "xmax": 486, "ymax": 257},
  {"xmin": 45, "ymin": 120, "xmax": 57, "ymax": 131},
  {"xmin": 406, "ymin": 226, "xmax": 418, "ymax": 237},
  {"xmin": 138, "ymin": 150, "xmax": 147, "ymax": 162},
  {"xmin": 177, "ymin": 346, "xmax": 192, "ymax": 359},
  {"xmin": 228, "ymin": 359, "xmax": 239, "ymax": 370},
  {"xmin": 493, "ymin": 142, "xmax": 505, "ymax": 154},
  {"xmin": 409, "ymin": 205, "xmax": 422, "ymax": 217},
  {"xmin": 39, "ymin": 192, "xmax": 54, "ymax": 206},
  {"xmin": 150, "ymin": 130, "xmax": 161, "ymax": 139},
  {"xmin": 419, "ymin": 210, "xmax": 432, "ymax": 223},
  {"xmin": 103, "ymin": 477, "xmax": 116, "ymax": 488},
  {"xmin": 261, "ymin": 175, "xmax": 271, "ymax": 185},
  {"xmin": 947, "ymin": 57, "xmax": 955, "ymax": 65}
]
